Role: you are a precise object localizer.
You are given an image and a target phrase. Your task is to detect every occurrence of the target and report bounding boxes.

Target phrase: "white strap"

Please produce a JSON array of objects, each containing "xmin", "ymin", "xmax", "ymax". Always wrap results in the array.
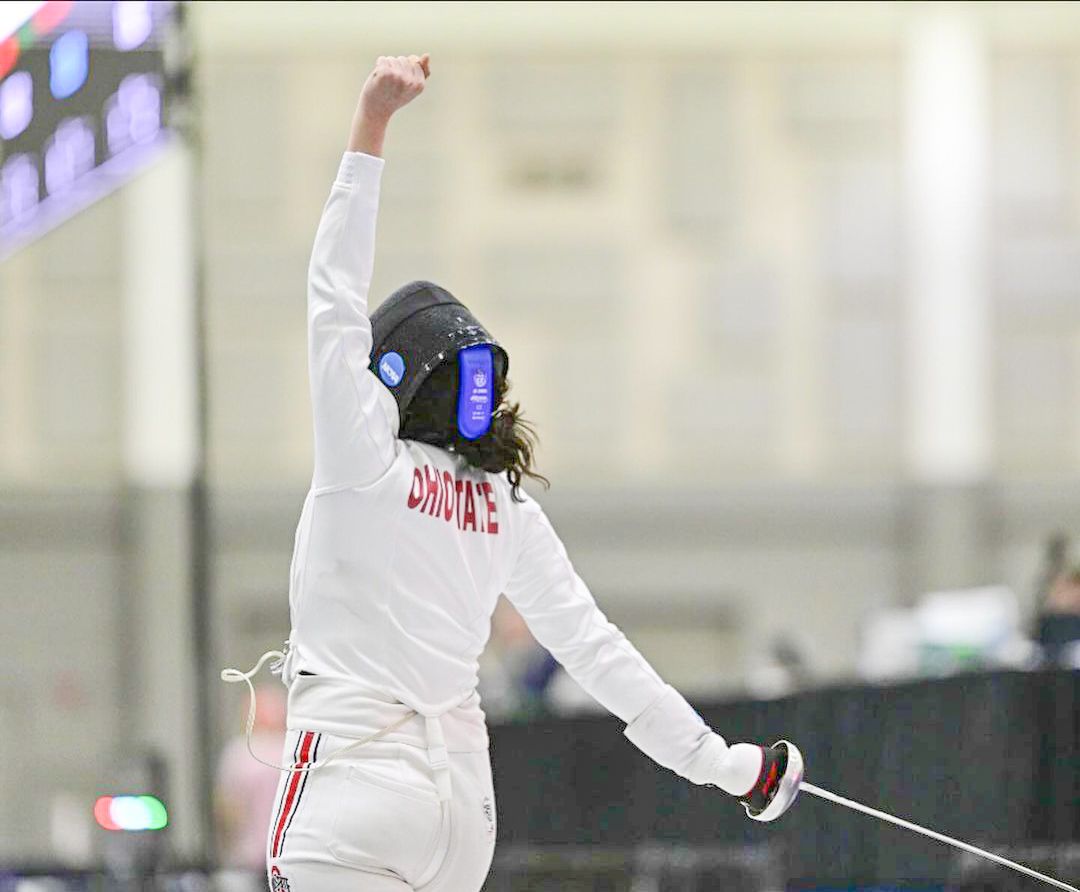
[
  {"xmin": 424, "ymin": 715, "xmax": 453, "ymax": 801},
  {"xmin": 220, "ymin": 650, "xmax": 416, "ymax": 773}
]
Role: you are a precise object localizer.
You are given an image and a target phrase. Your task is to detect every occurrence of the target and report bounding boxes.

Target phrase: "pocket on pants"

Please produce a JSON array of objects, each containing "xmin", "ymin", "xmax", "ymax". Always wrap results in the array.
[{"xmin": 328, "ymin": 761, "xmax": 442, "ymax": 882}]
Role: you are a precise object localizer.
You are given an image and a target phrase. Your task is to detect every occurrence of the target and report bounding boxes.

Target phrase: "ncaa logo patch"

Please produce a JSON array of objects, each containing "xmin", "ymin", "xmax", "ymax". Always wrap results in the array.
[
  {"xmin": 378, "ymin": 351, "xmax": 405, "ymax": 387},
  {"xmin": 271, "ymin": 866, "xmax": 291, "ymax": 891}
]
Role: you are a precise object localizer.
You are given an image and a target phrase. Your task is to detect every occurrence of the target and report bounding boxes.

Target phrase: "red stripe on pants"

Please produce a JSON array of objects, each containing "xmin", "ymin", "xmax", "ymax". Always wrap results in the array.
[{"xmin": 271, "ymin": 731, "xmax": 315, "ymax": 858}]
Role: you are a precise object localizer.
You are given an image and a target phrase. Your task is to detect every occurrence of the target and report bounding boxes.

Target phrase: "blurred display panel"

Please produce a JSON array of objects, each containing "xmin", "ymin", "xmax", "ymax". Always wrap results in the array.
[{"xmin": 0, "ymin": 0, "xmax": 174, "ymax": 257}]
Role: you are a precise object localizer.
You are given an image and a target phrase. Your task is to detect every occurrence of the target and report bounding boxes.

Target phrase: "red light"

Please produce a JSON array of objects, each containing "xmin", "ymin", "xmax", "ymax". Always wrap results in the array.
[
  {"xmin": 0, "ymin": 36, "xmax": 17, "ymax": 79},
  {"xmin": 93, "ymin": 796, "xmax": 120, "ymax": 831},
  {"xmin": 32, "ymin": 0, "xmax": 73, "ymax": 37}
]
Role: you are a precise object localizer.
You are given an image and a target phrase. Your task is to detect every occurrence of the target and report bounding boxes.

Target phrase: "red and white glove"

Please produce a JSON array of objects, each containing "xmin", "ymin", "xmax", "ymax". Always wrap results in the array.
[{"xmin": 737, "ymin": 740, "xmax": 804, "ymax": 822}]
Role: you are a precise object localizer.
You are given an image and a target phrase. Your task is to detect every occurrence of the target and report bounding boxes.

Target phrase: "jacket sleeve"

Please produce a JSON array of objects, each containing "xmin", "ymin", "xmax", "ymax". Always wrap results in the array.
[
  {"xmin": 306, "ymin": 152, "xmax": 399, "ymax": 489},
  {"xmin": 503, "ymin": 500, "xmax": 740, "ymax": 787}
]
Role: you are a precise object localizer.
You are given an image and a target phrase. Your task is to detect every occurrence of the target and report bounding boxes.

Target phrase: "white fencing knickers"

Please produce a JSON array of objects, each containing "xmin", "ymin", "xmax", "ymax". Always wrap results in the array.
[{"xmin": 266, "ymin": 730, "xmax": 497, "ymax": 892}]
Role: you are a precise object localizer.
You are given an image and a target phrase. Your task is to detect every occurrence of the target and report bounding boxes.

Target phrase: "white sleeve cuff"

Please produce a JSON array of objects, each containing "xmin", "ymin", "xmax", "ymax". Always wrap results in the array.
[
  {"xmin": 623, "ymin": 686, "xmax": 765, "ymax": 794},
  {"xmin": 335, "ymin": 152, "xmax": 385, "ymax": 189},
  {"xmin": 624, "ymin": 685, "xmax": 726, "ymax": 785}
]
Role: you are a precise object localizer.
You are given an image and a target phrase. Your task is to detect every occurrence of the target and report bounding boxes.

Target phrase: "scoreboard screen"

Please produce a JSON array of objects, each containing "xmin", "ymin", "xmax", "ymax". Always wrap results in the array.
[{"xmin": 0, "ymin": 0, "xmax": 176, "ymax": 257}]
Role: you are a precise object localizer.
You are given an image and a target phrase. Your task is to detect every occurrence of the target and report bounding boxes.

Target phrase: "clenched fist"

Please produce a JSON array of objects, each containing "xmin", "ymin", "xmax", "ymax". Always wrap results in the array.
[{"xmin": 348, "ymin": 54, "xmax": 430, "ymax": 157}]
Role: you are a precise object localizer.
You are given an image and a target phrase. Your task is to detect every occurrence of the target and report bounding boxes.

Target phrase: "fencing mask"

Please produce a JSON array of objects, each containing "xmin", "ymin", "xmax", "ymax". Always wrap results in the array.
[{"xmin": 369, "ymin": 281, "xmax": 508, "ymax": 442}]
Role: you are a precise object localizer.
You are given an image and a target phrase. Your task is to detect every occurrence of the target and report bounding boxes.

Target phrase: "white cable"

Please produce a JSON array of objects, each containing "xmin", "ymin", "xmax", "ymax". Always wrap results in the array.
[{"xmin": 220, "ymin": 650, "xmax": 416, "ymax": 773}]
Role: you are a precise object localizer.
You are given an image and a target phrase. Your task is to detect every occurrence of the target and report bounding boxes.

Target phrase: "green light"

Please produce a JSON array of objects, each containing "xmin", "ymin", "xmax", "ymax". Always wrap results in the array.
[{"xmin": 139, "ymin": 795, "xmax": 169, "ymax": 830}]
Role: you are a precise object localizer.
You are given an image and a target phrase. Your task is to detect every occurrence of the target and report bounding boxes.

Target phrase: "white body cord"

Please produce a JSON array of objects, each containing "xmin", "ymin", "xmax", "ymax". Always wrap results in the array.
[{"xmin": 221, "ymin": 651, "xmax": 416, "ymax": 774}]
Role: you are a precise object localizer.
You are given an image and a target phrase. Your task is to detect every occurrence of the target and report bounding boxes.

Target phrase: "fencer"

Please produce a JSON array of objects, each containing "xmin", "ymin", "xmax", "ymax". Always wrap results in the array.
[{"xmin": 253, "ymin": 54, "xmax": 803, "ymax": 892}]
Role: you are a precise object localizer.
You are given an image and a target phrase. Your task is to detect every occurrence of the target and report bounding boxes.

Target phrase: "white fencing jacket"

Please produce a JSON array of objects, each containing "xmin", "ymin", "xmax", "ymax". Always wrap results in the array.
[{"xmin": 284, "ymin": 152, "xmax": 758, "ymax": 799}]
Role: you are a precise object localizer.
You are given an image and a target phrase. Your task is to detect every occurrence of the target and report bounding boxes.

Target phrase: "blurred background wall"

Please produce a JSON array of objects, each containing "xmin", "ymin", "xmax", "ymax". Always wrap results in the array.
[{"xmin": 2, "ymin": 0, "xmax": 1080, "ymax": 867}]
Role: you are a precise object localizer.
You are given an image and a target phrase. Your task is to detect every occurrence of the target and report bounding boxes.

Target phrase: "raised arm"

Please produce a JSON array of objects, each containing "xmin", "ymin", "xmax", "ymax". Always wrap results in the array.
[
  {"xmin": 307, "ymin": 55, "xmax": 430, "ymax": 489},
  {"xmin": 347, "ymin": 54, "xmax": 430, "ymax": 156},
  {"xmin": 503, "ymin": 500, "xmax": 792, "ymax": 811}
]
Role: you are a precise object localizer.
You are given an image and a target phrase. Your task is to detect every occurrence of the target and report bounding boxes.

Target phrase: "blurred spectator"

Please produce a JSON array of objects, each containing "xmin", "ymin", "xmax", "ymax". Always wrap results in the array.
[
  {"xmin": 479, "ymin": 598, "xmax": 560, "ymax": 721},
  {"xmin": 1033, "ymin": 533, "xmax": 1069, "ymax": 610},
  {"xmin": 1046, "ymin": 569, "xmax": 1080, "ymax": 612},
  {"xmin": 1037, "ymin": 567, "xmax": 1080, "ymax": 667},
  {"xmin": 214, "ymin": 684, "xmax": 286, "ymax": 878},
  {"xmin": 747, "ymin": 633, "xmax": 815, "ymax": 698}
]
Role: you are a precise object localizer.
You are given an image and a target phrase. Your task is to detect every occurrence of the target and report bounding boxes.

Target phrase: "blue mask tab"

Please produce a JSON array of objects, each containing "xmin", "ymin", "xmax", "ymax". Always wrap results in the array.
[{"xmin": 457, "ymin": 345, "xmax": 494, "ymax": 440}]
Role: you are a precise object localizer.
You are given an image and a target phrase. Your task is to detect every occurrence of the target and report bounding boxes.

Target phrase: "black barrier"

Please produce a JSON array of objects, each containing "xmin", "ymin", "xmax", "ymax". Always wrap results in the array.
[
  {"xmin": 485, "ymin": 842, "xmax": 786, "ymax": 891},
  {"xmin": 488, "ymin": 669, "xmax": 1080, "ymax": 888},
  {"xmin": 2, "ymin": 671, "xmax": 1075, "ymax": 890}
]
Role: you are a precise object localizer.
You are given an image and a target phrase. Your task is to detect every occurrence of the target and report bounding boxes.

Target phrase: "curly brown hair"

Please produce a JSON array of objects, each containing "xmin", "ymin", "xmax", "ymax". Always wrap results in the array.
[{"xmin": 400, "ymin": 360, "xmax": 548, "ymax": 502}]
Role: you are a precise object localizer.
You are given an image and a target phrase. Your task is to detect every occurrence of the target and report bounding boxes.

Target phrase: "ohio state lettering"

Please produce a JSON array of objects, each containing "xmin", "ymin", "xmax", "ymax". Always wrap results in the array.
[{"xmin": 407, "ymin": 465, "xmax": 500, "ymax": 534}]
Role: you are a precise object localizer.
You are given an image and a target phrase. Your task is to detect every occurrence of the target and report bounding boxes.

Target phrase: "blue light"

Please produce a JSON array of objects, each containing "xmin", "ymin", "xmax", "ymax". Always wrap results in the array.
[
  {"xmin": 49, "ymin": 30, "xmax": 88, "ymax": 100},
  {"xmin": 0, "ymin": 71, "xmax": 32, "ymax": 139}
]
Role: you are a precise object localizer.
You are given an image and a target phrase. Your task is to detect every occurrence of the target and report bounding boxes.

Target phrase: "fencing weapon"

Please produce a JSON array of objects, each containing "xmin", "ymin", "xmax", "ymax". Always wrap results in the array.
[
  {"xmin": 801, "ymin": 779, "xmax": 1079, "ymax": 892},
  {"xmin": 741, "ymin": 741, "xmax": 1077, "ymax": 892}
]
